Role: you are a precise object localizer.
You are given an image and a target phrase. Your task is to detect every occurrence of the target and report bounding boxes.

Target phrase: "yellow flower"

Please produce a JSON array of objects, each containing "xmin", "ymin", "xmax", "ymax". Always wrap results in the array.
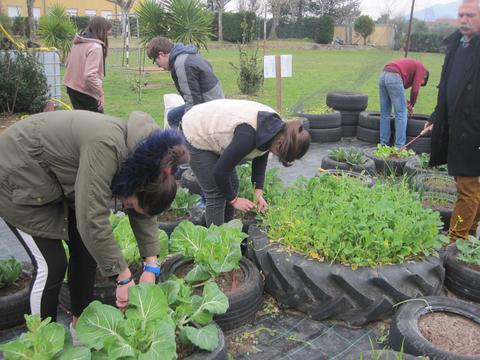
[
  {"xmin": 308, "ymin": 252, "xmax": 321, "ymax": 260},
  {"xmin": 383, "ymin": 240, "xmax": 389, "ymax": 246}
]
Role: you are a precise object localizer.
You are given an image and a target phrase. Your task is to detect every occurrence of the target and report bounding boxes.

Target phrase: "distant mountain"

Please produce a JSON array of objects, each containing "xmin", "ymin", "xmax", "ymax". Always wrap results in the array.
[{"xmin": 411, "ymin": 2, "xmax": 457, "ymax": 21}]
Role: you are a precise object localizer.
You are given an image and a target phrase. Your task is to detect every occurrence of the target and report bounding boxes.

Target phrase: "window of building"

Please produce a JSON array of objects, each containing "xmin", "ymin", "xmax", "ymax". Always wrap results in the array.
[
  {"xmin": 100, "ymin": 10, "xmax": 113, "ymax": 19},
  {"xmin": 33, "ymin": 8, "xmax": 41, "ymax": 19},
  {"xmin": 66, "ymin": 8, "xmax": 78, "ymax": 17},
  {"xmin": 7, "ymin": 6, "xmax": 21, "ymax": 17},
  {"xmin": 85, "ymin": 9, "xmax": 96, "ymax": 17}
]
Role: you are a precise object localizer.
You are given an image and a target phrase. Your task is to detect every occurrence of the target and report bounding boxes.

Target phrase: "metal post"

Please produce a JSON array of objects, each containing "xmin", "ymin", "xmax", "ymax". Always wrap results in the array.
[
  {"xmin": 263, "ymin": 1, "xmax": 267, "ymax": 58},
  {"xmin": 404, "ymin": 0, "xmax": 416, "ymax": 58}
]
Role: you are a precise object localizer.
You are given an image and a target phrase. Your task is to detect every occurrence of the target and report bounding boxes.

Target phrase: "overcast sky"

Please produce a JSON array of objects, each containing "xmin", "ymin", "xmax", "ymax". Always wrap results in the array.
[{"xmin": 360, "ymin": 0, "xmax": 457, "ymax": 18}]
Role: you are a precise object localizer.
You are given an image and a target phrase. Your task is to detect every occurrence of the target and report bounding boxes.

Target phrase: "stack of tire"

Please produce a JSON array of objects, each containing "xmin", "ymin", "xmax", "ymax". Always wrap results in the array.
[
  {"xmin": 357, "ymin": 112, "xmax": 432, "ymax": 154},
  {"xmin": 298, "ymin": 110, "xmax": 342, "ymax": 143},
  {"xmin": 326, "ymin": 91, "xmax": 369, "ymax": 138}
]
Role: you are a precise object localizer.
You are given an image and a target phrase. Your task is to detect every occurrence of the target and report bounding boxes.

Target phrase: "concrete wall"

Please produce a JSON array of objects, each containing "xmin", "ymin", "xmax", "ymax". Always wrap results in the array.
[{"xmin": 334, "ymin": 24, "xmax": 395, "ymax": 49}]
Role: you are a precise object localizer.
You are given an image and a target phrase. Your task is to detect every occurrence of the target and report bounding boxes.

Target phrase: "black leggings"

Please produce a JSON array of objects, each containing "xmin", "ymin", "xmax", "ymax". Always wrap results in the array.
[
  {"xmin": 6, "ymin": 209, "xmax": 97, "ymax": 320},
  {"xmin": 67, "ymin": 87, "xmax": 102, "ymax": 113}
]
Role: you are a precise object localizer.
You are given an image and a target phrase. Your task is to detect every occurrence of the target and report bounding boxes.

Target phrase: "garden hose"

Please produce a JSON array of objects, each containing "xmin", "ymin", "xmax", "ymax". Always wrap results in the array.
[
  {"xmin": 1, "ymin": 24, "xmax": 56, "ymax": 52},
  {"xmin": 49, "ymin": 98, "xmax": 72, "ymax": 110}
]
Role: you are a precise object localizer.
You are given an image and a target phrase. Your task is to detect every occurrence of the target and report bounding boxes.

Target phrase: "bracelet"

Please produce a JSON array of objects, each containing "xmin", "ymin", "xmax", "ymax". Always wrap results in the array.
[
  {"xmin": 143, "ymin": 263, "xmax": 161, "ymax": 277},
  {"xmin": 116, "ymin": 276, "xmax": 134, "ymax": 286}
]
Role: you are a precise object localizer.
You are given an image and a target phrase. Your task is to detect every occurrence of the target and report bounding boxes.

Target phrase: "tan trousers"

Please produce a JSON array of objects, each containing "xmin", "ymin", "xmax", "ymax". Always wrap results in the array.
[{"xmin": 449, "ymin": 176, "xmax": 480, "ymax": 242}]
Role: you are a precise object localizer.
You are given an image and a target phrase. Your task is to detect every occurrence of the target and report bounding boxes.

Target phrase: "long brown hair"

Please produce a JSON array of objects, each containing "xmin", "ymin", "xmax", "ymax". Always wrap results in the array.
[
  {"xmin": 86, "ymin": 16, "xmax": 112, "ymax": 57},
  {"xmin": 136, "ymin": 144, "xmax": 190, "ymax": 215},
  {"xmin": 274, "ymin": 119, "xmax": 311, "ymax": 167}
]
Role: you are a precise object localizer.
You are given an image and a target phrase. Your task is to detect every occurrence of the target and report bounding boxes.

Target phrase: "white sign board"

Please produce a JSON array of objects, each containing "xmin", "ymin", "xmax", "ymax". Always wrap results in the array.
[{"xmin": 264, "ymin": 55, "xmax": 293, "ymax": 78}]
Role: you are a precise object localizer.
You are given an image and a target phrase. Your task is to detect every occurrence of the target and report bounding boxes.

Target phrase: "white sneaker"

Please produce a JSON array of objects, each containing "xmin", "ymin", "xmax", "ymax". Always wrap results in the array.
[{"xmin": 69, "ymin": 323, "xmax": 84, "ymax": 346}]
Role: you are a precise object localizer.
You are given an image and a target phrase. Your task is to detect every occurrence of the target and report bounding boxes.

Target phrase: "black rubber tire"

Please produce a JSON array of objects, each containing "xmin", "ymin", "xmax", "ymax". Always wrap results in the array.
[
  {"xmin": 246, "ymin": 227, "xmax": 444, "ymax": 327},
  {"xmin": 326, "ymin": 91, "xmax": 368, "ymax": 111},
  {"xmin": 0, "ymin": 268, "xmax": 31, "ymax": 330},
  {"xmin": 445, "ymin": 245, "xmax": 480, "ymax": 303},
  {"xmin": 340, "ymin": 110, "xmax": 361, "ymax": 126},
  {"xmin": 301, "ymin": 117, "xmax": 310, "ymax": 132},
  {"xmin": 297, "ymin": 112, "xmax": 341, "ymax": 129},
  {"xmin": 342, "ymin": 125, "xmax": 357, "ymax": 138},
  {"xmin": 364, "ymin": 147, "xmax": 415, "ymax": 176},
  {"xmin": 160, "ymin": 256, "xmax": 264, "ymax": 331},
  {"xmin": 158, "ymin": 207, "xmax": 206, "ymax": 236},
  {"xmin": 420, "ymin": 192, "xmax": 455, "ymax": 231},
  {"xmin": 317, "ymin": 169, "xmax": 376, "ymax": 187},
  {"xmin": 356, "ymin": 126, "xmax": 380, "ymax": 144},
  {"xmin": 309, "ymin": 127, "xmax": 342, "ymax": 143},
  {"xmin": 404, "ymin": 157, "xmax": 449, "ymax": 179},
  {"xmin": 407, "ymin": 114, "xmax": 430, "ymax": 137},
  {"xmin": 389, "ymin": 296, "xmax": 480, "ymax": 359},
  {"xmin": 185, "ymin": 323, "xmax": 227, "ymax": 360},
  {"xmin": 412, "ymin": 173, "xmax": 456, "ymax": 195},
  {"xmin": 174, "ymin": 164, "xmax": 190, "ymax": 181},
  {"xmin": 406, "ymin": 136, "xmax": 431, "ymax": 154},
  {"xmin": 359, "ymin": 112, "xmax": 383, "ymax": 130},
  {"xmin": 320, "ymin": 154, "xmax": 376, "ymax": 176},
  {"xmin": 181, "ymin": 168, "xmax": 203, "ymax": 196},
  {"xmin": 346, "ymin": 350, "xmax": 419, "ymax": 360}
]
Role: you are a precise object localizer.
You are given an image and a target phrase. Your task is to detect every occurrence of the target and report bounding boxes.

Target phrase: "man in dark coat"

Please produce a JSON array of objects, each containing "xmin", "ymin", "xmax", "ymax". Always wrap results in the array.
[{"xmin": 426, "ymin": 0, "xmax": 480, "ymax": 241}]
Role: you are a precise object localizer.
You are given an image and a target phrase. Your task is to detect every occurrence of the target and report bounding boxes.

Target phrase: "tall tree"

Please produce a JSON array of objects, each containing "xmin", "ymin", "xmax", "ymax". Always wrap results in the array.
[
  {"xmin": 305, "ymin": 0, "xmax": 360, "ymax": 23},
  {"xmin": 267, "ymin": 0, "xmax": 288, "ymax": 39},
  {"xmin": 354, "ymin": 15, "xmax": 375, "ymax": 45},
  {"xmin": 213, "ymin": 0, "xmax": 231, "ymax": 41}
]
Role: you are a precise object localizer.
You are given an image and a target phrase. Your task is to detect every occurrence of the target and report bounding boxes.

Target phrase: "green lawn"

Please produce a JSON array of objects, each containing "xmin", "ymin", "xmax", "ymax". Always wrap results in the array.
[{"xmin": 65, "ymin": 41, "xmax": 445, "ymax": 126}]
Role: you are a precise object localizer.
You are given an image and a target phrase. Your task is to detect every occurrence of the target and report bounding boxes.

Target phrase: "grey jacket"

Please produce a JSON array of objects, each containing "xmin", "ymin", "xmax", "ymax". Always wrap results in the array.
[
  {"xmin": 0, "ymin": 110, "xmax": 160, "ymax": 277},
  {"xmin": 169, "ymin": 44, "xmax": 224, "ymax": 111}
]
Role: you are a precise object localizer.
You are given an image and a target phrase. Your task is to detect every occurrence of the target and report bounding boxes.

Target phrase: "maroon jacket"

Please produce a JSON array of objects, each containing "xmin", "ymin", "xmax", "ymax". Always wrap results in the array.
[{"xmin": 384, "ymin": 58, "xmax": 427, "ymax": 106}]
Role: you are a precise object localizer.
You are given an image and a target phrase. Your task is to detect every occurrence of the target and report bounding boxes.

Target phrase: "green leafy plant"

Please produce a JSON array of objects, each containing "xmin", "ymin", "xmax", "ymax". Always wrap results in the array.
[
  {"xmin": 418, "ymin": 153, "xmax": 448, "ymax": 172},
  {"xmin": 456, "ymin": 236, "xmax": 480, "ymax": 267},
  {"xmin": 167, "ymin": 187, "xmax": 201, "ymax": 218},
  {"xmin": 301, "ymin": 104, "xmax": 335, "ymax": 114},
  {"xmin": 0, "ymin": 315, "xmax": 90, "ymax": 360},
  {"xmin": 136, "ymin": 0, "xmax": 167, "ymax": 46},
  {"xmin": 0, "ymin": 50, "xmax": 49, "ymax": 115},
  {"xmin": 0, "ymin": 257, "xmax": 22, "ymax": 288},
  {"xmin": 165, "ymin": 0, "xmax": 213, "ymax": 50},
  {"xmin": 264, "ymin": 174, "xmax": 447, "ymax": 267},
  {"xmin": 38, "ymin": 4, "xmax": 76, "ymax": 62},
  {"xmin": 111, "ymin": 212, "xmax": 169, "ymax": 264},
  {"xmin": 421, "ymin": 192, "xmax": 455, "ymax": 209},
  {"xmin": 328, "ymin": 147, "xmax": 367, "ymax": 165},
  {"xmin": 169, "ymin": 220, "xmax": 246, "ymax": 283},
  {"xmin": 237, "ymin": 163, "xmax": 285, "ymax": 205},
  {"xmin": 374, "ymin": 144, "xmax": 415, "ymax": 159},
  {"xmin": 76, "ymin": 281, "xmax": 228, "ymax": 359},
  {"xmin": 230, "ymin": 15, "xmax": 263, "ymax": 95}
]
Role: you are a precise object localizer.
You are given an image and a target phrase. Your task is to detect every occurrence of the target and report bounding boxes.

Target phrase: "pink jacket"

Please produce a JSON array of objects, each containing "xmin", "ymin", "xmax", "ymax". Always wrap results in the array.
[{"xmin": 64, "ymin": 34, "xmax": 105, "ymax": 100}]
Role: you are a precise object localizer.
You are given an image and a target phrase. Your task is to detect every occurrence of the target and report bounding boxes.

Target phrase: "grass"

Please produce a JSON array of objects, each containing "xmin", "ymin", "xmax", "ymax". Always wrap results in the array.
[{"xmin": 59, "ymin": 39, "xmax": 445, "ymax": 127}]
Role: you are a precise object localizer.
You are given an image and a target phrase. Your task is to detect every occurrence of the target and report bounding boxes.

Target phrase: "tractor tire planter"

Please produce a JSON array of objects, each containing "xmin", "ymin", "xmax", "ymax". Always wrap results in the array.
[
  {"xmin": 404, "ymin": 157, "xmax": 449, "ymax": 178},
  {"xmin": 247, "ymin": 226, "xmax": 445, "ymax": 327},
  {"xmin": 59, "ymin": 263, "xmax": 143, "ymax": 311},
  {"xmin": 160, "ymin": 256, "xmax": 264, "ymax": 331},
  {"xmin": 181, "ymin": 168, "xmax": 203, "ymax": 196},
  {"xmin": 309, "ymin": 127, "xmax": 342, "ymax": 143},
  {"xmin": 342, "ymin": 125, "xmax": 357, "ymax": 138},
  {"xmin": 389, "ymin": 296, "xmax": 480, "ymax": 359},
  {"xmin": 358, "ymin": 112, "xmax": 392, "ymax": 130},
  {"xmin": 445, "ymin": 245, "xmax": 480, "ymax": 303},
  {"xmin": 413, "ymin": 173, "xmax": 456, "ymax": 195},
  {"xmin": 346, "ymin": 350, "xmax": 419, "ymax": 360},
  {"xmin": 326, "ymin": 91, "xmax": 368, "ymax": 111},
  {"xmin": 320, "ymin": 154, "xmax": 376, "ymax": 176},
  {"xmin": 317, "ymin": 169, "xmax": 376, "ymax": 187},
  {"xmin": 297, "ymin": 111, "xmax": 341, "ymax": 129},
  {"xmin": 0, "ymin": 264, "xmax": 31, "ymax": 330},
  {"xmin": 421, "ymin": 192, "xmax": 456, "ymax": 232},
  {"xmin": 185, "ymin": 323, "xmax": 227, "ymax": 360},
  {"xmin": 364, "ymin": 147, "xmax": 415, "ymax": 176},
  {"xmin": 158, "ymin": 206, "xmax": 206, "ymax": 236}
]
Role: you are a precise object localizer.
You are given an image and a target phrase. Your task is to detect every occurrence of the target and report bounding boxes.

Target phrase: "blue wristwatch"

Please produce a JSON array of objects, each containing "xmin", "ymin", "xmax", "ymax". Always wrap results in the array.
[{"xmin": 143, "ymin": 263, "xmax": 161, "ymax": 277}]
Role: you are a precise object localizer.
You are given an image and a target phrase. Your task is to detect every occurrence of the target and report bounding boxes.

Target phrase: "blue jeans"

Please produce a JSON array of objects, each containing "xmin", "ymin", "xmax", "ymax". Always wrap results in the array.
[
  {"xmin": 379, "ymin": 72, "xmax": 407, "ymax": 147},
  {"xmin": 167, "ymin": 104, "xmax": 186, "ymax": 128}
]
